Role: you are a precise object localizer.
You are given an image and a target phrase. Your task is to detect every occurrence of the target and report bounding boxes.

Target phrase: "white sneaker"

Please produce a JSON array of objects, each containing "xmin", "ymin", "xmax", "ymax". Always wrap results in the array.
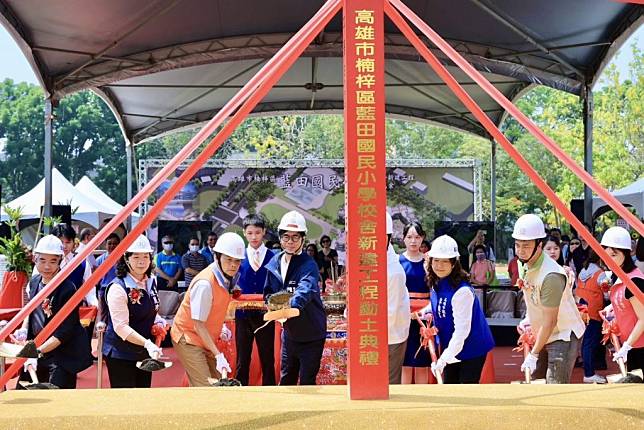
[{"xmin": 583, "ymin": 374, "xmax": 607, "ymax": 384}]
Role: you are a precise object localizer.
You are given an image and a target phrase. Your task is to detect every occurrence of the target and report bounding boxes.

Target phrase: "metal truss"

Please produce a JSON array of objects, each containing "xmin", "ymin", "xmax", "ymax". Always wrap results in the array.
[
  {"xmin": 53, "ymin": 32, "xmax": 582, "ymax": 98},
  {"xmin": 130, "ymin": 101, "xmax": 504, "ymax": 144}
]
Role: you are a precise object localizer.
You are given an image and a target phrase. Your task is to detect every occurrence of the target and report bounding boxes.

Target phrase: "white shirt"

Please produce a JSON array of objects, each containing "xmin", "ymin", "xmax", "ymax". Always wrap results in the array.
[
  {"xmin": 280, "ymin": 254, "xmax": 291, "ymax": 282},
  {"xmin": 440, "ymin": 288, "xmax": 474, "ymax": 364},
  {"xmin": 189, "ymin": 263, "xmax": 228, "ymax": 321},
  {"xmin": 77, "ymin": 242, "xmax": 98, "ymax": 270},
  {"xmin": 388, "ymin": 244, "xmax": 410, "ymax": 345},
  {"xmin": 248, "ymin": 243, "xmax": 267, "ymax": 272}
]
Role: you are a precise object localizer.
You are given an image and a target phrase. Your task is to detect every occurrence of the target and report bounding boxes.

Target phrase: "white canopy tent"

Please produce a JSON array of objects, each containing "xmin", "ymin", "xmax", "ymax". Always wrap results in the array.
[
  {"xmin": 1, "ymin": 168, "xmax": 118, "ymax": 228},
  {"xmin": 74, "ymin": 176, "xmax": 139, "ymax": 221},
  {"xmin": 593, "ymin": 178, "xmax": 644, "ymax": 219}
]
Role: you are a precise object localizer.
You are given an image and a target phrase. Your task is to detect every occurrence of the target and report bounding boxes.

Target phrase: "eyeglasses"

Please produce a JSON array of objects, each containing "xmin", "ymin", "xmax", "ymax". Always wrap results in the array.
[
  {"xmin": 280, "ymin": 234, "xmax": 302, "ymax": 243},
  {"xmin": 321, "ymin": 240, "xmax": 331, "ymax": 244},
  {"xmin": 163, "ymin": 241, "xmax": 174, "ymax": 245},
  {"xmin": 570, "ymin": 242, "xmax": 580, "ymax": 246}
]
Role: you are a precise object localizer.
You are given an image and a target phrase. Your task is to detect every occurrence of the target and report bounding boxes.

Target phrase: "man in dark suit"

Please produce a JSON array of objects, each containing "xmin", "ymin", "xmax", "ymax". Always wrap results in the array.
[{"xmin": 15, "ymin": 235, "xmax": 93, "ymax": 389}]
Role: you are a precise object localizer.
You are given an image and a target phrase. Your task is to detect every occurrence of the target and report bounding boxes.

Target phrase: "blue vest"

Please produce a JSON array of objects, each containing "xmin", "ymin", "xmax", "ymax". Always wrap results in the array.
[
  {"xmin": 103, "ymin": 277, "xmax": 159, "ymax": 361},
  {"xmin": 431, "ymin": 278, "xmax": 494, "ymax": 360},
  {"xmin": 67, "ymin": 257, "xmax": 86, "ymax": 290},
  {"xmin": 236, "ymin": 248, "xmax": 274, "ymax": 318}
]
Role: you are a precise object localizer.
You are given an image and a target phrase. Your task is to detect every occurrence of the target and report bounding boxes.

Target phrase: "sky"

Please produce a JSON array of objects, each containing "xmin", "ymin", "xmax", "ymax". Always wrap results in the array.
[{"xmin": 0, "ymin": 20, "xmax": 642, "ymax": 88}]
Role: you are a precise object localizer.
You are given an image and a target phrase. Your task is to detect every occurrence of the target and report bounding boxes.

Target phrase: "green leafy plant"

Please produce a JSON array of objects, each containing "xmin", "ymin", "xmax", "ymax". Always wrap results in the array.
[
  {"xmin": 0, "ymin": 205, "xmax": 33, "ymax": 273},
  {"xmin": 43, "ymin": 215, "xmax": 63, "ymax": 229}
]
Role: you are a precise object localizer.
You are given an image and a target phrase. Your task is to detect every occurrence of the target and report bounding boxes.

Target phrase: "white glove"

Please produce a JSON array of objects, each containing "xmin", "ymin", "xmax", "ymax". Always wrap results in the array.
[
  {"xmin": 13, "ymin": 328, "xmax": 28, "ymax": 342},
  {"xmin": 430, "ymin": 358, "xmax": 447, "ymax": 377},
  {"xmin": 215, "ymin": 352, "xmax": 232, "ymax": 375},
  {"xmin": 154, "ymin": 315, "xmax": 168, "ymax": 326},
  {"xmin": 418, "ymin": 305, "xmax": 432, "ymax": 321},
  {"xmin": 220, "ymin": 324, "xmax": 232, "ymax": 342},
  {"xmin": 23, "ymin": 357, "xmax": 38, "ymax": 372},
  {"xmin": 517, "ymin": 318, "xmax": 531, "ymax": 334},
  {"xmin": 521, "ymin": 352, "xmax": 539, "ymax": 374},
  {"xmin": 613, "ymin": 342, "xmax": 632, "ymax": 363},
  {"xmin": 143, "ymin": 338, "xmax": 163, "ymax": 359}
]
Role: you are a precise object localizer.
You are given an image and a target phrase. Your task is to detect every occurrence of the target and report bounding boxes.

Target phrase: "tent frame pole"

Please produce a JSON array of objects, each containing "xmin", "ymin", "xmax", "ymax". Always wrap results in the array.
[{"xmin": 583, "ymin": 85, "xmax": 594, "ymax": 228}]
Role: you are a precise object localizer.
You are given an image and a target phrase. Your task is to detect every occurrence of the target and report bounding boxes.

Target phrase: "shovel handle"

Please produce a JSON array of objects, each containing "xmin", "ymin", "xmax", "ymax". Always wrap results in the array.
[
  {"xmin": 96, "ymin": 322, "xmax": 106, "ymax": 389},
  {"xmin": 610, "ymin": 333, "xmax": 628, "ymax": 377},
  {"xmin": 616, "ymin": 357, "xmax": 628, "ymax": 377},
  {"xmin": 523, "ymin": 344, "xmax": 531, "ymax": 384},
  {"xmin": 28, "ymin": 365, "xmax": 39, "ymax": 384}
]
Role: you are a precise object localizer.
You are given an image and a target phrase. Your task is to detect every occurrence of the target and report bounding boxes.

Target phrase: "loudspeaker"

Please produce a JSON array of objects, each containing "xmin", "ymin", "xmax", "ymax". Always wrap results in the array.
[{"xmin": 40, "ymin": 205, "xmax": 72, "ymax": 226}]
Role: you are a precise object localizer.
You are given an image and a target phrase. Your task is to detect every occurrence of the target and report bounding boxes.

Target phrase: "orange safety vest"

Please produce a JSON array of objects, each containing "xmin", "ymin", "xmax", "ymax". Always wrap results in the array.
[
  {"xmin": 170, "ymin": 266, "xmax": 231, "ymax": 349},
  {"xmin": 576, "ymin": 270, "xmax": 604, "ymax": 321},
  {"xmin": 609, "ymin": 268, "xmax": 644, "ymax": 348}
]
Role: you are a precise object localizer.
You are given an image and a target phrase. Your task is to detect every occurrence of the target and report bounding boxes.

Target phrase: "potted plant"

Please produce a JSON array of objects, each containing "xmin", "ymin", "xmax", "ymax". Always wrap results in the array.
[{"xmin": 0, "ymin": 205, "xmax": 33, "ymax": 308}]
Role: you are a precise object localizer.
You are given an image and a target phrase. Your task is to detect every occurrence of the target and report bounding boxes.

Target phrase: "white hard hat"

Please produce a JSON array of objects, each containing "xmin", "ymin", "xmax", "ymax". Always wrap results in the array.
[
  {"xmin": 34, "ymin": 235, "xmax": 64, "ymax": 256},
  {"xmin": 213, "ymin": 232, "xmax": 246, "ymax": 260},
  {"xmin": 127, "ymin": 235, "xmax": 153, "ymax": 253},
  {"xmin": 512, "ymin": 214, "xmax": 546, "ymax": 240},
  {"xmin": 600, "ymin": 226, "xmax": 631, "ymax": 250},
  {"xmin": 386, "ymin": 212, "xmax": 393, "ymax": 235},
  {"xmin": 427, "ymin": 235, "xmax": 460, "ymax": 259},
  {"xmin": 278, "ymin": 210, "xmax": 307, "ymax": 233}
]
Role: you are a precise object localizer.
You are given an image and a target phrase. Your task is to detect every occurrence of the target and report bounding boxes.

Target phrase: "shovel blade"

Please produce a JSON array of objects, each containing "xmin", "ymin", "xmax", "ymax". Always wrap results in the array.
[
  {"xmin": 19, "ymin": 381, "xmax": 59, "ymax": 390},
  {"xmin": 135, "ymin": 358, "xmax": 173, "ymax": 372},
  {"xmin": 607, "ymin": 368, "xmax": 643, "ymax": 384}
]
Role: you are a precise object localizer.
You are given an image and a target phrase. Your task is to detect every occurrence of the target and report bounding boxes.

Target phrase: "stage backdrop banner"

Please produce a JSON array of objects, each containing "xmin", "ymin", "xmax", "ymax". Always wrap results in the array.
[{"xmin": 140, "ymin": 160, "xmax": 479, "ymax": 244}]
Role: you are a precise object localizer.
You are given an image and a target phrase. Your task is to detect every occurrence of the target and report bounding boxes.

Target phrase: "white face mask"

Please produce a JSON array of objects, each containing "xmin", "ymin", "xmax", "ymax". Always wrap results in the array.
[
  {"xmin": 163, "ymin": 243, "xmax": 174, "ymax": 252},
  {"xmin": 189, "ymin": 245, "xmax": 199, "ymax": 253}
]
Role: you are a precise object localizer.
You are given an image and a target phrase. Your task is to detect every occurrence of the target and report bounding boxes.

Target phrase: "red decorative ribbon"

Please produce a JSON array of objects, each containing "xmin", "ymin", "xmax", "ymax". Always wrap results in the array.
[
  {"xmin": 601, "ymin": 318, "xmax": 621, "ymax": 346},
  {"xmin": 513, "ymin": 330, "xmax": 535, "ymax": 353},
  {"xmin": 151, "ymin": 323, "xmax": 169, "ymax": 347}
]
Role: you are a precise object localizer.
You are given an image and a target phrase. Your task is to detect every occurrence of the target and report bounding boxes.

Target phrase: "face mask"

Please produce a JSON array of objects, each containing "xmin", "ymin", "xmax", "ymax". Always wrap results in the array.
[
  {"xmin": 189, "ymin": 245, "xmax": 199, "ymax": 253},
  {"xmin": 476, "ymin": 253, "xmax": 485, "ymax": 261},
  {"xmin": 163, "ymin": 244, "xmax": 173, "ymax": 252}
]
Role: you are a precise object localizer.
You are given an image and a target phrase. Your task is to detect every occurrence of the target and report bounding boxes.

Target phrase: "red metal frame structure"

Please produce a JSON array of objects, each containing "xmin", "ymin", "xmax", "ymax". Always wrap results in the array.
[
  {"xmin": 385, "ymin": 0, "xmax": 644, "ymax": 306},
  {"xmin": 0, "ymin": 0, "xmax": 642, "ymax": 399},
  {"xmin": 0, "ymin": 0, "xmax": 343, "ymax": 388}
]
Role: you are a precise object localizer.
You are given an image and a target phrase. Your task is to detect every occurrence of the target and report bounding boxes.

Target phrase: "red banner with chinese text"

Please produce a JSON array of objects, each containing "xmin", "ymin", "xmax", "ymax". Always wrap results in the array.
[{"xmin": 343, "ymin": 0, "xmax": 389, "ymax": 400}]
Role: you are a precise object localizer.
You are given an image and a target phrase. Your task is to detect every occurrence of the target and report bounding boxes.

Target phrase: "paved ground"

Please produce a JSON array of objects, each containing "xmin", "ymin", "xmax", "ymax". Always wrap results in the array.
[{"xmin": 0, "ymin": 384, "xmax": 642, "ymax": 430}]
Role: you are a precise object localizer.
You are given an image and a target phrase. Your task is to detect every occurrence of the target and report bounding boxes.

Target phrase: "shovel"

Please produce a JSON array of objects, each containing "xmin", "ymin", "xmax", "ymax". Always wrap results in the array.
[
  {"xmin": 95, "ymin": 322, "xmax": 106, "ymax": 388},
  {"xmin": 19, "ymin": 365, "xmax": 59, "ymax": 390},
  {"xmin": 136, "ymin": 351, "xmax": 173, "ymax": 372},
  {"xmin": 0, "ymin": 341, "xmax": 39, "ymax": 359},
  {"xmin": 600, "ymin": 314, "xmax": 643, "ymax": 383},
  {"xmin": 413, "ymin": 313, "xmax": 442, "ymax": 384},
  {"xmin": 208, "ymin": 368, "xmax": 242, "ymax": 387},
  {"xmin": 511, "ymin": 327, "xmax": 545, "ymax": 384},
  {"xmin": 254, "ymin": 307, "xmax": 300, "ymax": 334}
]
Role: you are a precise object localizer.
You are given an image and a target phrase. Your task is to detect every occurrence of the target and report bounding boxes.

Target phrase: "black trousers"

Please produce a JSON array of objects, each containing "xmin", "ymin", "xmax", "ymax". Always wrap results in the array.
[
  {"xmin": 443, "ymin": 354, "xmax": 487, "ymax": 384},
  {"xmin": 235, "ymin": 314, "xmax": 276, "ymax": 386},
  {"xmin": 627, "ymin": 347, "xmax": 644, "ymax": 374},
  {"xmin": 280, "ymin": 336, "xmax": 325, "ymax": 386},
  {"xmin": 105, "ymin": 355, "xmax": 152, "ymax": 388},
  {"xmin": 17, "ymin": 358, "xmax": 77, "ymax": 389}
]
